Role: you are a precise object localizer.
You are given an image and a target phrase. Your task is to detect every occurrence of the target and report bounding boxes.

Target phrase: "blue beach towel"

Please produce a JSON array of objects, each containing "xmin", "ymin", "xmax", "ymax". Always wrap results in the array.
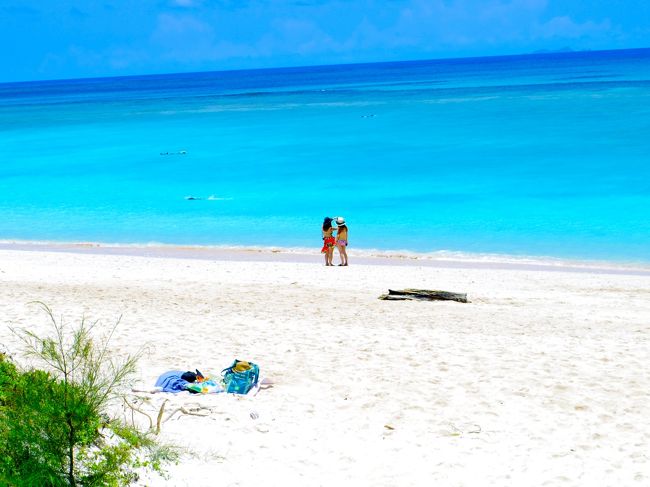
[{"xmin": 155, "ymin": 370, "xmax": 190, "ymax": 393}]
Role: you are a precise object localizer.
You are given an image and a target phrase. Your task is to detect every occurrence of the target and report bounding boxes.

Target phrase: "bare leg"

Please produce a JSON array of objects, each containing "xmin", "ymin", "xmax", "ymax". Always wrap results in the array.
[
  {"xmin": 336, "ymin": 243, "xmax": 345, "ymax": 265},
  {"xmin": 338, "ymin": 245, "xmax": 348, "ymax": 266}
]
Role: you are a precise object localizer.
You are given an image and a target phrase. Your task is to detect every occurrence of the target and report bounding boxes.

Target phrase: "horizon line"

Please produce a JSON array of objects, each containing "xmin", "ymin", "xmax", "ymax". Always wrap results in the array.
[{"xmin": 2, "ymin": 45, "xmax": 648, "ymax": 87}]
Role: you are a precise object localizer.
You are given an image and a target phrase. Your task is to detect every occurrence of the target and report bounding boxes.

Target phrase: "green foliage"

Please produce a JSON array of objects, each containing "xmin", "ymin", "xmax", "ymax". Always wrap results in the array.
[
  {"xmin": 109, "ymin": 423, "xmax": 180, "ymax": 476},
  {"xmin": 0, "ymin": 304, "xmax": 171, "ymax": 486},
  {"xmin": 0, "ymin": 362, "xmax": 99, "ymax": 486}
]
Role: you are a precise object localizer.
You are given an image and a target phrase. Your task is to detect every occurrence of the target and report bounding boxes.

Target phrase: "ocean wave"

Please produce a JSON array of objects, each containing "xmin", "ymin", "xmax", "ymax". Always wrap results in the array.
[
  {"xmin": 1, "ymin": 239, "xmax": 648, "ymax": 275},
  {"xmin": 184, "ymin": 195, "xmax": 233, "ymax": 201}
]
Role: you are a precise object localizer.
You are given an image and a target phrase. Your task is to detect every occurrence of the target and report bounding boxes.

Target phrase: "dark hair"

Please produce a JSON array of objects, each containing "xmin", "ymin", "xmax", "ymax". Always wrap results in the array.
[
  {"xmin": 181, "ymin": 369, "xmax": 204, "ymax": 383},
  {"xmin": 322, "ymin": 217, "xmax": 333, "ymax": 231},
  {"xmin": 181, "ymin": 371, "xmax": 197, "ymax": 383}
]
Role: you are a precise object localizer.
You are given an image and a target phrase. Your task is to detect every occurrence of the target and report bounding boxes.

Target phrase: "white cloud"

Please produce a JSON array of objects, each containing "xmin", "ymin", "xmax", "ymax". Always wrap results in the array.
[
  {"xmin": 33, "ymin": 0, "xmax": 635, "ymax": 80},
  {"xmin": 535, "ymin": 16, "xmax": 612, "ymax": 40}
]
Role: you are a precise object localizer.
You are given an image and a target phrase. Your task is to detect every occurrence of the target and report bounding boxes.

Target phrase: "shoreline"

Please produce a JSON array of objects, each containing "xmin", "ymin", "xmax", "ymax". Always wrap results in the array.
[{"xmin": 1, "ymin": 239, "xmax": 649, "ymax": 276}]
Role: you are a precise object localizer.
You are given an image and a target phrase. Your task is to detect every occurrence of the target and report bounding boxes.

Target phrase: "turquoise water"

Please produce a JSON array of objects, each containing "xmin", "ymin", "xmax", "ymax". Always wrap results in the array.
[{"xmin": 1, "ymin": 48, "xmax": 649, "ymax": 262}]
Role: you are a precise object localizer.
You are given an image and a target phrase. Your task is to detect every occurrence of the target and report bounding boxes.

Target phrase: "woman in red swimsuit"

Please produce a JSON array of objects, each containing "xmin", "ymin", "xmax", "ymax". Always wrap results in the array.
[{"xmin": 321, "ymin": 217, "xmax": 336, "ymax": 266}]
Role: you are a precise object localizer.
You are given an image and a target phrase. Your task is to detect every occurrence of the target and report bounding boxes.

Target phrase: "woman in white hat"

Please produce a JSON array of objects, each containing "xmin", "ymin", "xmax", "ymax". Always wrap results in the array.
[{"xmin": 334, "ymin": 217, "xmax": 349, "ymax": 266}]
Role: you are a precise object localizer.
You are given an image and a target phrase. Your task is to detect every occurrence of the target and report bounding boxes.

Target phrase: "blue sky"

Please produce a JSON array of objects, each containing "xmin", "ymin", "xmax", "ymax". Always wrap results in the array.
[{"xmin": 2, "ymin": 0, "xmax": 649, "ymax": 82}]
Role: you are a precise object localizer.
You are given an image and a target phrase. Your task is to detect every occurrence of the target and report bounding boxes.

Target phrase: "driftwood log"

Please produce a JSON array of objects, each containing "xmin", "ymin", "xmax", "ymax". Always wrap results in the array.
[{"xmin": 379, "ymin": 288, "xmax": 468, "ymax": 303}]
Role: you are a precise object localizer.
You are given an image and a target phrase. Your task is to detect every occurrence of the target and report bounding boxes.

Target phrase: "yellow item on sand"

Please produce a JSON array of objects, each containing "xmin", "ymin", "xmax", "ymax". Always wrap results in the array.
[{"xmin": 233, "ymin": 361, "xmax": 251, "ymax": 373}]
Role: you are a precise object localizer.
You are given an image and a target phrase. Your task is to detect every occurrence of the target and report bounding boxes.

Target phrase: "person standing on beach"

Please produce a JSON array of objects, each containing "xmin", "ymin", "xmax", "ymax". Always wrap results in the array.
[
  {"xmin": 321, "ymin": 217, "xmax": 336, "ymax": 266},
  {"xmin": 334, "ymin": 216, "xmax": 349, "ymax": 266}
]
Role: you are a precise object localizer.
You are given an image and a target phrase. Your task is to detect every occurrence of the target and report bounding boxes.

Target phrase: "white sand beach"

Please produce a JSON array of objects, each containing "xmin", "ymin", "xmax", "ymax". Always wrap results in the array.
[{"xmin": 1, "ymin": 247, "xmax": 649, "ymax": 486}]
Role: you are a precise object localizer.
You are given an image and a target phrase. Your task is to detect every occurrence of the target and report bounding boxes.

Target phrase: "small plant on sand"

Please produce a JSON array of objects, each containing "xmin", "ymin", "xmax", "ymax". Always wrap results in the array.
[{"xmin": 0, "ymin": 303, "xmax": 175, "ymax": 486}]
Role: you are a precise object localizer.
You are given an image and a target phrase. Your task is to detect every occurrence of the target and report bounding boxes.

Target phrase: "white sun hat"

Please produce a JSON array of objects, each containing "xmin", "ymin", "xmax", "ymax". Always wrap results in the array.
[{"xmin": 335, "ymin": 216, "xmax": 346, "ymax": 225}]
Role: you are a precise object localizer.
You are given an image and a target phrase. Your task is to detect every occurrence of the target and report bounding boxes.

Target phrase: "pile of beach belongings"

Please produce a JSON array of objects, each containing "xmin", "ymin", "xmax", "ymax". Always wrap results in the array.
[{"xmin": 154, "ymin": 360, "xmax": 260, "ymax": 395}]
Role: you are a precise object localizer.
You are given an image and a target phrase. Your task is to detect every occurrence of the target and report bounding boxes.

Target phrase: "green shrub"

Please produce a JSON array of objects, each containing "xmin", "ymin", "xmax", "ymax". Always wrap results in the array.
[{"xmin": 0, "ymin": 304, "xmax": 173, "ymax": 486}]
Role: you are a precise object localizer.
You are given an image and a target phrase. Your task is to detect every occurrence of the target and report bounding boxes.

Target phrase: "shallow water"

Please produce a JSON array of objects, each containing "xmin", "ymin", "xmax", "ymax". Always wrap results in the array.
[{"xmin": 1, "ymin": 48, "xmax": 649, "ymax": 262}]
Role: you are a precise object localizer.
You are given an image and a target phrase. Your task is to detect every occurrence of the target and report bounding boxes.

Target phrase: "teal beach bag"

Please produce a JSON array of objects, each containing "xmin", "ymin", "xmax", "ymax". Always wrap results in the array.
[{"xmin": 221, "ymin": 360, "xmax": 260, "ymax": 394}]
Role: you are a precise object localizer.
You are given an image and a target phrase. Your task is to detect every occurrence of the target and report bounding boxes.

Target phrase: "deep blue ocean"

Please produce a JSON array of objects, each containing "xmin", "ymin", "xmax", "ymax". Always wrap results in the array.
[{"xmin": 1, "ymin": 48, "xmax": 649, "ymax": 262}]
